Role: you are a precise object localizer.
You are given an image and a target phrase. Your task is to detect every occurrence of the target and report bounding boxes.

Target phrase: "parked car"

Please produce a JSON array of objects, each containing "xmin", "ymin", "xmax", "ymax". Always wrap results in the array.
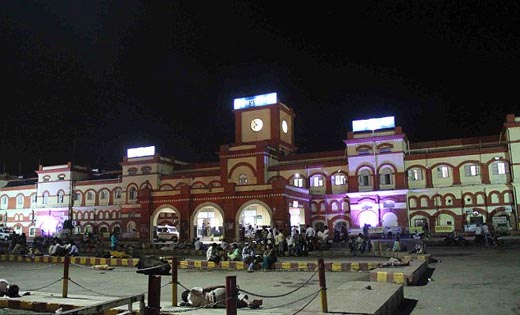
[
  {"xmin": 156, "ymin": 225, "xmax": 180, "ymax": 242},
  {"xmin": 0, "ymin": 227, "xmax": 13, "ymax": 241}
]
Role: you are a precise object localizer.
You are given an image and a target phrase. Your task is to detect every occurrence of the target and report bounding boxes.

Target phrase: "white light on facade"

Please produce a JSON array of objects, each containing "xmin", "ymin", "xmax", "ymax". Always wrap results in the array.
[{"xmin": 127, "ymin": 146, "xmax": 155, "ymax": 158}]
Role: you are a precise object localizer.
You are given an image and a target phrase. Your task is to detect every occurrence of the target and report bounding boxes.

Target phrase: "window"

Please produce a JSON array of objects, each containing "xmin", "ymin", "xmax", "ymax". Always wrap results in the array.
[
  {"xmin": 293, "ymin": 174, "xmax": 304, "ymax": 187},
  {"xmin": 16, "ymin": 195, "xmax": 23, "ymax": 206},
  {"xmin": 464, "ymin": 164, "xmax": 480, "ymax": 177},
  {"xmin": 358, "ymin": 170, "xmax": 370, "ymax": 186},
  {"xmin": 43, "ymin": 175, "xmax": 50, "ymax": 182},
  {"xmin": 87, "ymin": 192, "xmax": 94, "ymax": 201},
  {"xmin": 141, "ymin": 166, "xmax": 152, "ymax": 174},
  {"xmin": 29, "ymin": 227, "xmax": 37, "ymax": 237},
  {"xmin": 492, "ymin": 162, "xmax": 507, "ymax": 175},
  {"xmin": 408, "ymin": 168, "xmax": 423, "ymax": 181},
  {"xmin": 358, "ymin": 148, "xmax": 370, "ymax": 155},
  {"xmin": 74, "ymin": 192, "xmax": 81, "ymax": 201},
  {"xmin": 311, "ymin": 175, "xmax": 324, "ymax": 187},
  {"xmin": 100, "ymin": 190, "xmax": 108, "ymax": 200},
  {"xmin": 332, "ymin": 174, "xmax": 347, "ymax": 186},
  {"xmin": 0, "ymin": 196, "xmax": 7, "ymax": 209},
  {"xmin": 437, "ymin": 166, "xmax": 449, "ymax": 178},
  {"xmin": 128, "ymin": 168, "xmax": 137, "ymax": 175},
  {"xmin": 58, "ymin": 174, "xmax": 66, "ymax": 180},
  {"xmin": 239, "ymin": 174, "xmax": 248, "ymax": 185},
  {"xmin": 129, "ymin": 187, "xmax": 137, "ymax": 200},
  {"xmin": 57, "ymin": 191, "xmax": 64, "ymax": 203},
  {"xmin": 379, "ymin": 147, "xmax": 392, "ymax": 153},
  {"xmin": 114, "ymin": 189, "xmax": 122, "ymax": 199},
  {"xmin": 31, "ymin": 194, "xmax": 37, "ymax": 204},
  {"xmin": 42, "ymin": 192, "xmax": 49, "ymax": 204},
  {"xmin": 380, "ymin": 169, "xmax": 393, "ymax": 185}
]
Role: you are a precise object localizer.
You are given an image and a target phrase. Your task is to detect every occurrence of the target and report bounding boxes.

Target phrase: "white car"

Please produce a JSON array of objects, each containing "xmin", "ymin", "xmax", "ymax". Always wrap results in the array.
[{"xmin": 156, "ymin": 225, "xmax": 180, "ymax": 242}]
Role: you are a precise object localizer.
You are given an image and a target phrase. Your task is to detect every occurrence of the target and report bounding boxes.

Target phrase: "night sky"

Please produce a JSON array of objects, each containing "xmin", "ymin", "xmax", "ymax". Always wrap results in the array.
[{"xmin": 1, "ymin": 1, "xmax": 519, "ymax": 178}]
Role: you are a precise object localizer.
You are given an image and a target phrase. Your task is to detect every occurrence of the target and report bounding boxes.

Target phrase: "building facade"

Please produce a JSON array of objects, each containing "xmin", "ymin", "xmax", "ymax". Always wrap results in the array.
[{"xmin": 1, "ymin": 94, "xmax": 519, "ymax": 242}]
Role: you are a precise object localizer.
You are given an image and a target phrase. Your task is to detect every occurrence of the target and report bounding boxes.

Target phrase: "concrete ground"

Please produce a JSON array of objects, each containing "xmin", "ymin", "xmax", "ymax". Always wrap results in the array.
[{"xmin": 2, "ymin": 242, "xmax": 520, "ymax": 314}]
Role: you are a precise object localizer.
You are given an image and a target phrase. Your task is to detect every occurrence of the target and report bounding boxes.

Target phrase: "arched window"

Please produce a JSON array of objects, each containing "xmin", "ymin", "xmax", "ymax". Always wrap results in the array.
[
  {"xmin": 380, "ymin": 168, "xmax": 393, "ymax": 185},
  {"xmin": 129, "ymin": 187, "xmax": 137, "ymax": 200},
  {"xmin": 114, "ymin": 188, "xmax": 122, "ymax": 199},
  {"xmin": 358, "ymin": 170, "xmax": 371, "ymax": 186},
  {"xmin": 42, "ymin": 192, "xmax": 49, "ymax": 205},
  {"xmin": 293, "ymin": 174, "xmax": 304, "ymax": 187},
  {"xmin": 57, "ymin": 191, "xmax": 64, "ymax": 203}
]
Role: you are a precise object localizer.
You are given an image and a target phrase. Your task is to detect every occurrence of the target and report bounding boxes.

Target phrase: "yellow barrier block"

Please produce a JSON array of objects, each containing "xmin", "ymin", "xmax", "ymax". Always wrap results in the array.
[
  {"xmin": 194, "ymin": 261, "xmax": 202, "ymax": 268},
  {"xmin": 394, "ymin": 272, "xmax": 405, "ymax": 284},
  {"xmin": 282, "ymin": 262, "xmax": 292, "ymax": 270},
  {"xmin": 377, "ymin": 271, "xmax": 388, "ymax": 282},
  {"xmin": 79, "ymin": 257, "xmax": 87, "ymax": 264},
  {"xmin": 20, "ymin": 300, "xmax": 33, "ymax": 310},
  {"xmin": 180, "ymin": 261, "xmax": 188, "ymax": 269},
  {"xmin": 236, "ymin": 262, "xmax": 244, "ymax": 270},
  {"xmin": 208, "ymin": 262, "xmax": 215, "ymax": 269},
  {"xmin": 298, "ymin": 263, "xmax": 307, "ymax": 270},
  {"xmin": 99, "ymin": 258, "xmax": 107, "ymax": 265},
  {"xmin": 332, "ymin": 263, "xmax": 342, "ymax": 272},
  {"xmin": 103, "ymin": 309, "xmax": 118, "ymax": 315},
  {"xmin": 351, "ymin": 263, "xmax": 359, "ymax": 271},
  {"xmin": 367, "ymin": 262, "xmax": 378, "ymax": 269},
  {"xmin": 17, "ymin": 255, "xmax": 23, "ymax": 262},
  {"xmin": 109, "ymin": 258, "xmax": 118, "ymax": 265},
  {"xmin": 0, "ymin": 299, "xmax": 8, "ymax": 307},
  {"xmin": 221, "ymin": 261, "xmax": 230, "ymax": 269}
]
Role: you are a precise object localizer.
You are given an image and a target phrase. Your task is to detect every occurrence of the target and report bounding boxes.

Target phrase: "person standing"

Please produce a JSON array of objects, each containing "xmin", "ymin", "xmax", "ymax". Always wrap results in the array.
[
  {"xmin": 110, "ymin": 231, "xmax": 118, "ymax": 250},
  {"xmin": 481, "ymin": 223, "xmax": 490, "ymax": 247},
  {"xmin": 474, "ymin": 224, "xmax": 482, "ymax": 246},
  {"xmin": 423, "ymin": 221, "xmax": 430, "ymax": 239}
]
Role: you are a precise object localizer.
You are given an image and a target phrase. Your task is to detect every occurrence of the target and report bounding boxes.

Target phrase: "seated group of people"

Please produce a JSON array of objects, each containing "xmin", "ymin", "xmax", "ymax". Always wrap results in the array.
[{"xmin": 206, "ymin": 242, "xmax": 278, "ymax": 272}]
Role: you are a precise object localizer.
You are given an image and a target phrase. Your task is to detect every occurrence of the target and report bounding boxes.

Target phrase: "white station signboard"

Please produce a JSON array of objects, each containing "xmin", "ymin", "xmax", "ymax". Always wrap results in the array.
[
  {"xmin": 352, "ymin": 116, "xmax": 395, "ymax": 132},
  {"xmin": 127, "ymin": 146, "xmax": 155, "ymax": 158},
  {"xmin": 233, "ymin": 92, "xmax": 277, "ymax": 110}
]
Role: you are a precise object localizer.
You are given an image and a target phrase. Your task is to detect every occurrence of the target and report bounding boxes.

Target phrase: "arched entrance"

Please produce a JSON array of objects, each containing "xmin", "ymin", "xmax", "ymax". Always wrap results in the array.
[
  {"xmin": 358, "ymin": 210, "xmax": 378, "ymax": 228},
  {"xmin": 191, "ymin": 203, "xmax": 225, "ymax": 243},
  {"xmin": 150, "ymin": 205, "xmax": 181, "ymax": 242},
  {"xmin": 382, "ymin": 212, "xmax": 398, "ymax": 227},
  {"xmin": 235, "ymin": 201, "xmax": 273, "ymax": 240}
]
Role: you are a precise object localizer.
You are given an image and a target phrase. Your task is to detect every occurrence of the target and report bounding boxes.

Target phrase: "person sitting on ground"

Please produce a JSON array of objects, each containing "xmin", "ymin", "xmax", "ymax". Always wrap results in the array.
[
  {"xmin": 242, "ymin": 242, "xmax": 256, "ymax": 272},
  {"xmin": 0, "ymin": 279, "xmax": 30, "ymax": 297},
  {"xmin": 227, "ymin": 243, "xmax": 241, "ymax": 261},
  {"xmin": 68, "ymin": 240, "xmax": 79, "ymax": 256},
  {"xmin": 206, "ymin": 243, "xmax": 221, "ymax": 264},
  {"xmin": 377, "ymin": 257, "xmax": 410, "ymax": 268},
  {"xmin": 194, "ymin": 237, "xmax": 203, "ymax": 251},
  {"xmin": 180, "ymin": 285, "xmax": 262, "ymax": 309},
  {"xmin": 262, "ymin": 243, "xmax": 277, "ymax": 270}
]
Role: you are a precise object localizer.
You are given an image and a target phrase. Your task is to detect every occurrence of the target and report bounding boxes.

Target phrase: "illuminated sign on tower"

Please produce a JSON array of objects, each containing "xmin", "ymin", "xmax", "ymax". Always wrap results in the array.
[
  {"xmin": 352, "ymin": 116, "xmax": 395, "ymax": 132},
  {"xmin": 233, "ymin": 92, "xmax": 277, "ymax": 110}
]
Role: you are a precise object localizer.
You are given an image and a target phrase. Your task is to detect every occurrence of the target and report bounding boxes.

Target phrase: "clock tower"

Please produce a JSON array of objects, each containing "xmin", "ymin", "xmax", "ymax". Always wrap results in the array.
[{"xmin": 233, "ymin": 92, "xmax": 296, "ymax": 155}]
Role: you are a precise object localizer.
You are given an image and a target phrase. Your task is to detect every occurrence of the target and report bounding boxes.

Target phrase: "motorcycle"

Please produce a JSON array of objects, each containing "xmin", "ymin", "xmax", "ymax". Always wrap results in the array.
[{"xmin": 443, "ymin": 232, "xmax": 471, "ymax": 246}]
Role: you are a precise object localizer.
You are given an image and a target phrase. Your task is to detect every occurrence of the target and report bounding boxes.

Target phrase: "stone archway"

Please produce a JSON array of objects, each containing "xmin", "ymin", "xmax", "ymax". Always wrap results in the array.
[
  {"xmin": 191, "ymin": 203, "xmax": 225, "ymax": 243},
  {"xmin": 235, "ymin": 200, "xmax": 273, "ymax": 240},
  {"xmin": 150, "ymin": 205, "xmax": 181, "ymax": 242}
]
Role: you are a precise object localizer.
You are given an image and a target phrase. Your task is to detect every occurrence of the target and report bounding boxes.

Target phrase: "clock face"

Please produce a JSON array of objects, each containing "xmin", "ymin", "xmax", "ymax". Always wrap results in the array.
[
  {"xmin": 251, "ymin": 118, "xmax": 263, "ymax": 131},
  {"xmin": 282, "ymin": 120, "xmax": 288, "ymax": 133}
]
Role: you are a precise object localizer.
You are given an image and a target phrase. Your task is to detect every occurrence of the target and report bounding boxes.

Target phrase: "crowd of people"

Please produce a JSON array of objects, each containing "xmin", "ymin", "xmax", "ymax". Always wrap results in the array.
[{"xmin": 3, "ymin": 232, "xmax": 81, "ymax": 257}]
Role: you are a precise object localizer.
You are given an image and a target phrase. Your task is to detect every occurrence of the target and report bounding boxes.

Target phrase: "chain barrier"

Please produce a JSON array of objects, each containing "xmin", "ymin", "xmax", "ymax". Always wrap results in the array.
[
  {"xmin": 238, "ymin": 268, "xmax": 318, "ymax": 298},
  {"xmin": 291, "ymin": 288, "xmax": 322, "ymax": 315},
  {"xmin": 25, "ymin": 278, "xmax": 63, "ymax": 292},
  {"xmin": 68, "ymin": 278, "xmax": 124, "ymax": 297},
  {"xmin": 244, "ymin": 288, "xmax": 321, "ymax": 311}
]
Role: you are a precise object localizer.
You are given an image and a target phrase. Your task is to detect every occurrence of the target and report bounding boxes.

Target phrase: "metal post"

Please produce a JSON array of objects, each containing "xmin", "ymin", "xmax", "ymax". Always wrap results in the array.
[
  {"xmin": 226, "ymin": 275, "xmax": 237, "ymax": 315},
  {"xmin": 62, "ymin": 255, "xmax": 70, "ymax": 298},
  {"xmin": 171, "ymin": 257, "xmax": 178, "ymax": 307},
  {"xmin": 318, "ymin": 258, "xmax": 328, "ymax": 313},
  {"xmin": 147, "ymin": 275, "xmax": 161, "ymax": 315}
]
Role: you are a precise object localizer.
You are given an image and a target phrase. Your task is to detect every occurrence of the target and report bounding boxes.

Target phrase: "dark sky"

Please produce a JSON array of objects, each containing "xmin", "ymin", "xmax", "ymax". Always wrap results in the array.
[{"xmin": 1, "ymin": 1, "xmax": 519, "ymax": 177}]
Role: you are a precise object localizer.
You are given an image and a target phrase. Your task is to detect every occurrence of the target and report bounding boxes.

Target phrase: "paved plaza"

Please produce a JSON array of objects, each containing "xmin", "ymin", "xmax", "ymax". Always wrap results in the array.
[{"xmin": 1, "ymin": 244, "xmax": 520, "ymax": 314}]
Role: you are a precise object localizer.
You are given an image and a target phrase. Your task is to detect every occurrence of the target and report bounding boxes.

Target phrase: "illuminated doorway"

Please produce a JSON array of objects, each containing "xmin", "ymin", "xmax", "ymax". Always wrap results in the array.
[{"xmin": 192, "ymin": 205, "xmax": 224, "ymax": 241}]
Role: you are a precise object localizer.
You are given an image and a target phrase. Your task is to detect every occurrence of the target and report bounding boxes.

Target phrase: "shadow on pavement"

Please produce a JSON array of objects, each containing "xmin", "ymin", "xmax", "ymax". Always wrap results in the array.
[
  {"xmin": 414, "ymin": 267, "xmax": 435, "ymax": 286},
  {"xmin": 395, "ymin": 298, "xmax": 418, "ymax": 315}
]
